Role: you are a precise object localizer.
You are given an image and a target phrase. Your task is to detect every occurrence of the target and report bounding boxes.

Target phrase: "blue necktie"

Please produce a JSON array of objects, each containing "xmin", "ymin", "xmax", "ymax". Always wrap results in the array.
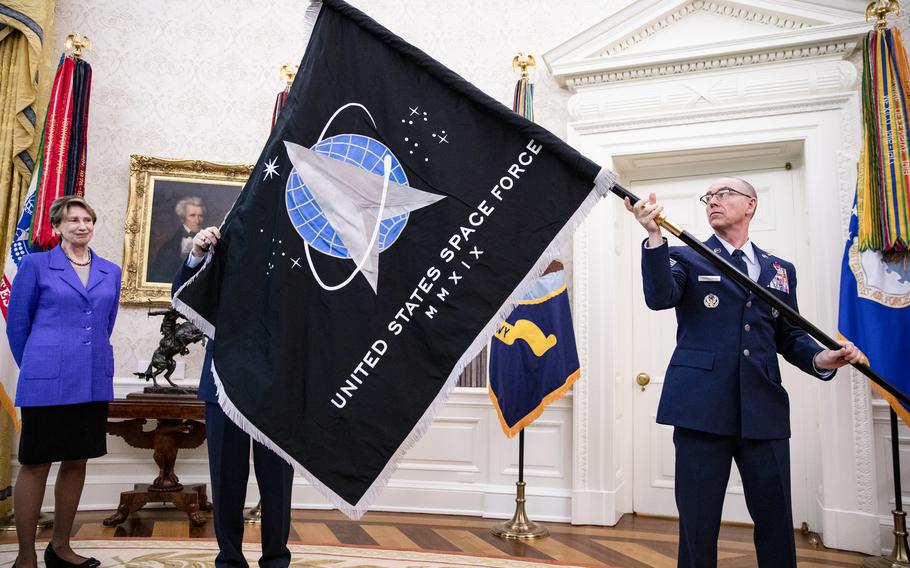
[{"xmin": 731, "ymin": 249, "xmax": 748, "ymax": 277}]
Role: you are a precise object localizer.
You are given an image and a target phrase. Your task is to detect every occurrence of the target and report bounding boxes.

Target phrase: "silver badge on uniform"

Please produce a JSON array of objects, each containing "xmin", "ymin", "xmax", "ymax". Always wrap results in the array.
[
  {"xmin": 704, "ymin": 294, "xmax": 719, "ymax": 308},
  {"xmin": 771, "ymin": 307, "xmax": 779, "ymax": 318}
]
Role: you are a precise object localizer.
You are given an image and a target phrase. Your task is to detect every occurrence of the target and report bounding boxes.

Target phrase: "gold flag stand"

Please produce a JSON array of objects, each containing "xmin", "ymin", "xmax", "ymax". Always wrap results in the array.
[
  {"xmin": 864, "ymin": 410, "xmax": 910, "ymax": 568},
  {"xmin": 491, "ymin": 430, "xmax": 548, "ymax": 540},
  {"xmin": 491, "ymin": 52, "xmax": 548, "ymax": 541}
]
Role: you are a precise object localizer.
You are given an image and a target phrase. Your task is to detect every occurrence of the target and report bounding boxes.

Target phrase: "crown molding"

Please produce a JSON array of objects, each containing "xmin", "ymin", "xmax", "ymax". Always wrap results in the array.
[{"xmin": 544, "ymin": 0, "xmax": 868, "ymax": 90}]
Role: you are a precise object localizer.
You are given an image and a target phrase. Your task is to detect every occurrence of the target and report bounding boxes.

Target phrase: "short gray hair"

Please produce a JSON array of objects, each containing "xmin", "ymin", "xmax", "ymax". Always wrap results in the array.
[
  {"xmin": 50, "ymin": 196, "xmax": 97, "ymax": 227},
  {"xmin": 175, "ymin": 196, "xmax": 205, "ymax": 220}
]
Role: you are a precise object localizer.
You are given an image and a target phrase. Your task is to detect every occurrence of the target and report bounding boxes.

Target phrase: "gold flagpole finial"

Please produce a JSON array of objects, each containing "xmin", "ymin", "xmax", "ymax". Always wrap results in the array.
[
  {"xmin": 866, "ymin": 0, "xmax": 900, "ymax": 31},
  {"xmin": 64, "ymin": 33, "xmax": 91, "ymax": 59},
  {"xmin": 279, "ymin": 64, "xmax": 299, "ymax": 87},
  {"xmin": 512, "ymin": 53, "xmax": 536, "ymax": 79}
]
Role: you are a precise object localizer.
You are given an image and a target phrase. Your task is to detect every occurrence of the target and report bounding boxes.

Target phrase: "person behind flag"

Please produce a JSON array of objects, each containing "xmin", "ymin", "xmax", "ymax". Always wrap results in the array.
[
  {"xmin": 7, "ymin": 196, "xmax": 120, "ymax": 568},
  {"xmin": 625, "ymin": 177, "xmax": 863, "ymax": 568},
  {"xmin": 172, "ymin": 227, "xmax": 294, "ymax": 568}
]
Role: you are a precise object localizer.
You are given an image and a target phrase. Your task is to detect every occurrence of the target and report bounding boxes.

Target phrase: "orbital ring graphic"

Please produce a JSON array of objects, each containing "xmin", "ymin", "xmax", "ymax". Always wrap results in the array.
[{"xmin": 298, "ymin": 102, "xmax": 394, "ymax": 292}]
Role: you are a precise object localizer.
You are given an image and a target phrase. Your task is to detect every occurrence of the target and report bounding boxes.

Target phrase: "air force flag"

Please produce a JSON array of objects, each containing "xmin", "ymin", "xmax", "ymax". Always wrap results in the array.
[
  {"xmin": 489, "ymin": 269, "xmax": 580, "ymax": 437},
  {"xmin": 175, "ymin": 0, "xmax": 612, "ymax": 518},
  {"xmin": 839, "ymin": 205, "xmax": 910, "ymax": 422}
]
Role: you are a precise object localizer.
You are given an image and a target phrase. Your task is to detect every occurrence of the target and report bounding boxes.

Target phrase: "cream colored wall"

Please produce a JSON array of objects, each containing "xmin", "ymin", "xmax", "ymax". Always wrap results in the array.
[{"xmin": 46, "ymin": 0, "xmax": 611, "ymax": 383}]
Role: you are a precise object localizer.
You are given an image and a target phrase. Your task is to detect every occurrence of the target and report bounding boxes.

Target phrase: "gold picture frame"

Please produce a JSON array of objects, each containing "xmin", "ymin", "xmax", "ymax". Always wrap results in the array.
[{"xmin": 120, "ymin": 154, "xmax": 253, "ymax": 306}]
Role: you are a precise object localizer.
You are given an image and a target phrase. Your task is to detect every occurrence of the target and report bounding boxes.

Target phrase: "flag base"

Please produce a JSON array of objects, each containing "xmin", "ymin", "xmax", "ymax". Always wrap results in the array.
[
  {"xmin": 863, "ymin": 510, "xmax": 910, "ymax": 568},
  {"xmin": 491, "ymin": 481, "xmax": 548, "ymax": 540},
  {"xmin": 0, "ymin": 511, "xmax": 54, "ymax": 532},
  {"xmin": 243, "ymin": 500, "xmax": 262, "ymax": 524}
]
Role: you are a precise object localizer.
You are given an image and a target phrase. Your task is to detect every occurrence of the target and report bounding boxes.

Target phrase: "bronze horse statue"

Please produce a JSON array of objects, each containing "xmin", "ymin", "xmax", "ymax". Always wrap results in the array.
[{"xmin": 135, "ymin": 309, "xmax": 205, "ymax": 391}]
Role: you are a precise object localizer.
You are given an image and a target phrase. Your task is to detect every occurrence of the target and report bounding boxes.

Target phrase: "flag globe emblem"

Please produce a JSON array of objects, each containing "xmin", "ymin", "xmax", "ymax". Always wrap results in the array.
[{"xmin": 285, "ymin": 134, "xmax": 409, "ymax": 258}]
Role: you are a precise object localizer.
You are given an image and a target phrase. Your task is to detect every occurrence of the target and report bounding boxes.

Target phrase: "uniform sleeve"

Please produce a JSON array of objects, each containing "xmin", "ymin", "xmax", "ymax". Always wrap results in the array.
[
  {"xmin": 6, "ymin": 257, "xmax": 39, "ymax": 366},
  {"xmin": 641, "ymin": 238, "xmax": 687, "ymax": 310},
  {"xmin": 171, "ymin": 255, "xmax": 202, "ymax": 297},
  {"xmin": 773, "ymin": 263, "xmax": 833, "ymax": 380},
  {"xmin": 108, "ymin": 266, "xmax": 121, "ymax": 337}
]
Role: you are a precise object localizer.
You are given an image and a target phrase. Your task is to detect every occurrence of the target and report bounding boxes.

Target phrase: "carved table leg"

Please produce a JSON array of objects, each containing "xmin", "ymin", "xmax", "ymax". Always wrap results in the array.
[
  {"xmin": 171, "ymin": 489, "xmax": 206, "ymax": 526},
  {"xmin": 102, "ymin": 487, "xmax": 151, "ymax": 526},
  {"xmin": 193, "ymin": 484, "xmax": 212, "ymax": 511}
]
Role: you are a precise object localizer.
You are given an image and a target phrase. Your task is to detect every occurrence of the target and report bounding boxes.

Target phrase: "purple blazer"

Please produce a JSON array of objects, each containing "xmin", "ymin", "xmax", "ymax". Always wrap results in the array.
[{"xmin": 7, "ymin": 246, "xmax": 121, "ymax": 407}]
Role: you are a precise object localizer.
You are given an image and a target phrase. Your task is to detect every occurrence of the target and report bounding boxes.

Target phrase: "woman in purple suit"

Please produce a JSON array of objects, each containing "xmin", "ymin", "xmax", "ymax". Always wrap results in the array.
[{"xmin": 7, "ymin": 196, "xmax": 121, "ymax": 568}]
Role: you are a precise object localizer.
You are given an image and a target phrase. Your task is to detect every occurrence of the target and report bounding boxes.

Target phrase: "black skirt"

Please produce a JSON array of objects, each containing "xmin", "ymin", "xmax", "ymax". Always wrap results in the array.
[{"xmin": 18, "ymin": 401, "xmax": 109, "ymax": 465}]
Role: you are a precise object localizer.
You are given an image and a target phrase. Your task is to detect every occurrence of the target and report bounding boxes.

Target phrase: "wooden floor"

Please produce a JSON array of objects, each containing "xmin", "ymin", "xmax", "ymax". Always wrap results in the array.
[{"xmin": 2, "ymin": 508, "xmax": 870, "ymax": 567}]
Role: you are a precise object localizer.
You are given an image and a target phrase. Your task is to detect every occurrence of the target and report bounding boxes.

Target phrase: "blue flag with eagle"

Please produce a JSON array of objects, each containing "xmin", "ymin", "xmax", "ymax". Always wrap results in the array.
[
  {"xmin": 489, "ymin": 269, "xmax": 580, "ymax": 437},
  {"xmin": 175, "ymin": 0, "xmax": 612, "ymax": 518}
]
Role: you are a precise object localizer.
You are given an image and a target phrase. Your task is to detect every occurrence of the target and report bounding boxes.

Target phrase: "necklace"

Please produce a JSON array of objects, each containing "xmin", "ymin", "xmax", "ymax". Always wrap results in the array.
[{"xmin": 63, "ymin": 249, "xmax": 91, "ymax": 267}]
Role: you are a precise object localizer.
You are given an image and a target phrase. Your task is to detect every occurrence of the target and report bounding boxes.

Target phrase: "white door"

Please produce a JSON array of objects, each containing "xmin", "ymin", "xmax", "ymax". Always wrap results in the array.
[{"xmin": 630, "ymin": 167, "xmax": 814, "ymax": 526}]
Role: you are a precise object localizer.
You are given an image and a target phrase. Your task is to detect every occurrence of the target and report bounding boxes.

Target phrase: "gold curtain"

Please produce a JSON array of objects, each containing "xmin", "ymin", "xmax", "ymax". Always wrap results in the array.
[{"xmin": 0, "ymin": 0, "xmax": 56, "ymax": 523}]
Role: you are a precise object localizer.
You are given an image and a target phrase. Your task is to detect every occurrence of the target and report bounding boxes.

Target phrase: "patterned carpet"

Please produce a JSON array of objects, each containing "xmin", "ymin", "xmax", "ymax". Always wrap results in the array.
[{"xmin": 0, "ymin": 540, "xmax": 600, "ymax": 568}]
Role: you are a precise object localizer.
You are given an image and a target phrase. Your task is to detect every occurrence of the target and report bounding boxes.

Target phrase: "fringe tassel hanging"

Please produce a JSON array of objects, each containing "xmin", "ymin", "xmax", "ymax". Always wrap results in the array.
[
  {"xmin": 858, "ymin": 28, "xmax": 910, "ymax": 253},
  {"xmin": 29, "ymin": 54, "xmax": 92, "ymax": 249},
  {"xmin": 512, "ymin": 76, "xmax": 534, "ymax": 122}
]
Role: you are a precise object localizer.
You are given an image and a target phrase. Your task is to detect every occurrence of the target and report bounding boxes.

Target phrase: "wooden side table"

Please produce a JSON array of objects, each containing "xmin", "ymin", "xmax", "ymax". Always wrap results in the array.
[{"xmin": 103, "ymin": 393, "xmax": 211, "ymax": 527}]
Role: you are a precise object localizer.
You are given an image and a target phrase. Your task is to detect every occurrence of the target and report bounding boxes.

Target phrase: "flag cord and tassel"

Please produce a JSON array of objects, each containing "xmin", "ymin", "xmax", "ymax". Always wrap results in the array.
[{"xmin": 490, "ymin": 51, "xmax": 548, "ymax": 541}]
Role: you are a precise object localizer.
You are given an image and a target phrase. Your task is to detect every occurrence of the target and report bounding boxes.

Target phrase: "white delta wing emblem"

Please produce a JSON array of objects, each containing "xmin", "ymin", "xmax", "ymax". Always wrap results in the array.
[{"xmin": 849, "ymin": 238, "xmax": 910, "ymax": 308}]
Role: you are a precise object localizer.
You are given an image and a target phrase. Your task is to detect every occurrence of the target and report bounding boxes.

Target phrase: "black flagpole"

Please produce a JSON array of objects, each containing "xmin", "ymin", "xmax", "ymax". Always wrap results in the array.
[{"xmin": 608, "ymin": 183, "xmax": 910, "ymax": 407}]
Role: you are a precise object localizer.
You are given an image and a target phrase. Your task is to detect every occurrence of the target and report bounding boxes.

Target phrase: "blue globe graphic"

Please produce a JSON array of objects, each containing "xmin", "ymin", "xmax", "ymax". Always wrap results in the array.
[{"xmin": 286, "ymin": 134, "xmax": 409, "ymax": 259}]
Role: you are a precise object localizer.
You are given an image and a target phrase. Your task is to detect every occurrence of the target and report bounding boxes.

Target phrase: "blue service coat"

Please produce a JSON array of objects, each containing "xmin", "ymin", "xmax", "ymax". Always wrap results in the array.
[
  {"xmin": 7, "ymin": 245, "xmax": 121, "ymax": 407},
  {"xmin": 642, "ymin": 235, "xmax": 831, "ymax": 440}
]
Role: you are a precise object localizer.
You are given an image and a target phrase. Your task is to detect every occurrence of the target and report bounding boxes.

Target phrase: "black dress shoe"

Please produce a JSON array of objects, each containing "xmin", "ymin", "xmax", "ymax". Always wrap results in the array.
[{"xmin": 44, "ymin": 543, "xmax": 101, "ymax": 568}]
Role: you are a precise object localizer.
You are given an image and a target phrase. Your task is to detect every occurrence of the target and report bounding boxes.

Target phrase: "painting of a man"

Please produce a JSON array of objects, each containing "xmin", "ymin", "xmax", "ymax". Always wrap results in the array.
[{"xmin": 147, "ymin": 197, "xmax": 206, "ymax": 283}]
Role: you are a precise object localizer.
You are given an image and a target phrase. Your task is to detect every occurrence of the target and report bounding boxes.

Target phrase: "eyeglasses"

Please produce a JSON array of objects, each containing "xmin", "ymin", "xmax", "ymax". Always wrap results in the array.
[{"xmin": 698, "ymin": 187, "xmax": 753, "ymax": 205}]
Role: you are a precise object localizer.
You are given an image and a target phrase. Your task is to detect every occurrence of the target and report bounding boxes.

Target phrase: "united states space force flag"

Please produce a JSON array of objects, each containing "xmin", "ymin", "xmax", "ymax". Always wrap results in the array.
[{"xmin": 175, "ymin": 0, "xmax": 612, "ymax": 518}]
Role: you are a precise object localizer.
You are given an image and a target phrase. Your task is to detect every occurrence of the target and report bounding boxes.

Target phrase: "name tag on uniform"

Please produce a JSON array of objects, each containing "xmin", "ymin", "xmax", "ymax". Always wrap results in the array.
[{"xmin": 698, "ymin": 275, "xmax": 721, "ymax": 282}]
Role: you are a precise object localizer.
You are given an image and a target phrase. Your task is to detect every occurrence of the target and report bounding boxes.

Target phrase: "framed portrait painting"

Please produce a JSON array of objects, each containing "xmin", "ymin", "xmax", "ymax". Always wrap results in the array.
[{"xmin": 121, "ymin": 155, "xmax": 252, "ymax": 306}]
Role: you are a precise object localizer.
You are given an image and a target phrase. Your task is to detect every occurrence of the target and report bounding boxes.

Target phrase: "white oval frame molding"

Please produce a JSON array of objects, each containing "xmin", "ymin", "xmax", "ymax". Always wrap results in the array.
[{"xmin": 547, "ymin": 0, "xmax": 884, "ymax": 555}]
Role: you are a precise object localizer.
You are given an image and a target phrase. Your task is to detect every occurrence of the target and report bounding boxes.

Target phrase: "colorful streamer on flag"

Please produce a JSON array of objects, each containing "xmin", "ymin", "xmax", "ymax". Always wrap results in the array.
[
  {"xmin": 512, "ymin": 76, "xmax": 534, "ymax": 122},
  {"xmin": 857, "ymin": 28, "xmax": 910, "ymax": 253},
  {"xmin": 29, "ymin": 53, "xmax": 92, "ymax": 249},
  {"xmin": 841, "ymin": 24, "xmax": 910, "ymax": 425},
  {"xmin": 272, "ymin": 85, "xmax": 291, "ymax": 129}
]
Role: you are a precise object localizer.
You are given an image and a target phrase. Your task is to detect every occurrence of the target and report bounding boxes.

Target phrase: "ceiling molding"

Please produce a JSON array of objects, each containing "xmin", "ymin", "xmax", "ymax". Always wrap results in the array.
[{"xmin": 544, "ymin": 0, "xmax": 868, "ymax": 89}]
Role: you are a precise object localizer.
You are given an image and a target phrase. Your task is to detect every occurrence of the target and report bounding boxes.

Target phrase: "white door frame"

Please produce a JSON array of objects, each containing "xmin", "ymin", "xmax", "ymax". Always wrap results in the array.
[{"xmin": 567, "ymin": 98, "xmax": 881, "ymax": 554}]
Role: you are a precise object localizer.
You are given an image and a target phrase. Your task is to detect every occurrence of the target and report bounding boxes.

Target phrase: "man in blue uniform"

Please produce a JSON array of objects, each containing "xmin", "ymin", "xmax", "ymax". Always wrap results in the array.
[
  {"xmin": 625, "ymin": 177, "xmax": 863, "ymax": 568},
  {"xmin": 173, "ymin": 226, "xmax": 294, "ymax": 568}
]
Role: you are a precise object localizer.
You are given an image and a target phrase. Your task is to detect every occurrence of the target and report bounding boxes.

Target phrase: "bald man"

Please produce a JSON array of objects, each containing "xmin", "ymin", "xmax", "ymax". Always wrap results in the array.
[{"xmin": 625, "ymin": 177, "xmax": 863, "ymax": 568}]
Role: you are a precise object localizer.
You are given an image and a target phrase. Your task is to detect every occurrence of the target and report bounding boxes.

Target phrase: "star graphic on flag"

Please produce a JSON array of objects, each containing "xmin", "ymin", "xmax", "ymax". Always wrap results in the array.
[
  {"xmin": 284, "ymin": 140, "xmax": 445, "ymax": 292},
  {"xmin": 263, "ymin": 156, "xmax": 280, "ymax": 180}
]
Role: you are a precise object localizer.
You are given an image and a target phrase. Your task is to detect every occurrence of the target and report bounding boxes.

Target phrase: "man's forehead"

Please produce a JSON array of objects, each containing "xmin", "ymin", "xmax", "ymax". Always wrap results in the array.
[{"xmin": 708, "ymin": 178, "xmax": 750, "ymax": 193}]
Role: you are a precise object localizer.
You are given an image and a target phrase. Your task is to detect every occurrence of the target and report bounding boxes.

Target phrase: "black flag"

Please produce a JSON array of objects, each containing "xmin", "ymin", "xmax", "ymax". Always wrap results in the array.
[{"xmin": 175, "ymin": 0, "xmax": 611, "ymax": 518}]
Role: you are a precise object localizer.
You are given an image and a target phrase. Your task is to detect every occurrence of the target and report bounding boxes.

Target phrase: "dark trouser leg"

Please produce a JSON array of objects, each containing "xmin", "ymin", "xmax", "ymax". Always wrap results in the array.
[
  {"xmin": 253, "ymin": 441, "xmax": 294, "ymax": 568},
  {"xmin": 673, "ymin": 427, "xmax": 736, "ymax": 568},
  {"xmin": 206, "ymin": 402, "xmax": 251, "ymax": 568},
  {"xmin": 734, "ymin": 438, "xmax": 796, "ymax": 568}
]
